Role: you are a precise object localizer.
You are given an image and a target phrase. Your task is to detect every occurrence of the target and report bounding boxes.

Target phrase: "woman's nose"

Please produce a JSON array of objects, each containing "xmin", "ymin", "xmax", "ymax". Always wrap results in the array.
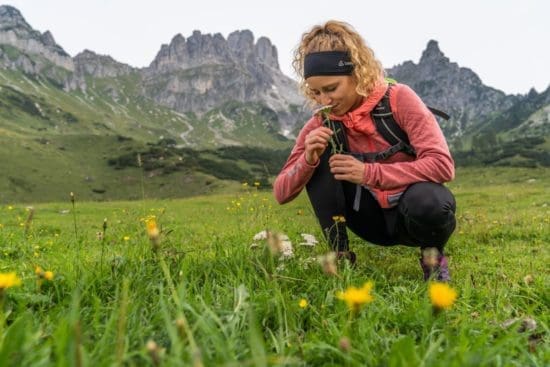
[{"xmin": 320, "ymin": 93, "xmax": 332, "ymax": 106}]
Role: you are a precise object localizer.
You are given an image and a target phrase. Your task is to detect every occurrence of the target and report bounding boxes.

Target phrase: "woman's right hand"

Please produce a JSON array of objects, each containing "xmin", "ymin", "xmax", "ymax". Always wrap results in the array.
[{"xmin": 304, "ymin": 126, "xmax": 333, "ymax": 165}]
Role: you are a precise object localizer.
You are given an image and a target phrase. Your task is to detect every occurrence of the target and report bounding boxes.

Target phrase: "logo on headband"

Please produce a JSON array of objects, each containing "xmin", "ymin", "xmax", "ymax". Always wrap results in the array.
[{"xmin": 338, "ymin": 60, "xmax": 354, "ymax": 67}]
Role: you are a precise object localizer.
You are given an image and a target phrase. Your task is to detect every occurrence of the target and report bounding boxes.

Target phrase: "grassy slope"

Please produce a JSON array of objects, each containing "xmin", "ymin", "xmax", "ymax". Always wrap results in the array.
[
  {"xmin": 0, "ymin": 166, "xmax": 548, "ymax": 365},
  {"xmin": 0, "ymin": 69, "xmax": 293, "ymax": 203}
]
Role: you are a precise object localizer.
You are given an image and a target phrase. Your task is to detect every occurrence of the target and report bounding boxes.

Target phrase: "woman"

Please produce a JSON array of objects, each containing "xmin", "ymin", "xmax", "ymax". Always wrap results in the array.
[{"xmin": 273, "ymin": 21, "xmax": 456, "ymax": 281}]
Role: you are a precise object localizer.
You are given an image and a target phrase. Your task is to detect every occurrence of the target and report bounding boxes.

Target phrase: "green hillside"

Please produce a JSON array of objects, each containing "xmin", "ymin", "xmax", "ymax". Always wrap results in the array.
[{"xmin": 0, "ymin": 68, "xmax": 293, "ymax": 204}]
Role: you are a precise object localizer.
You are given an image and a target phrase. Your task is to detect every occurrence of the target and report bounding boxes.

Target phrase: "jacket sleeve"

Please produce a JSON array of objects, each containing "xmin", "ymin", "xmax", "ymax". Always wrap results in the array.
[
  {"xmin": 363, "ymin": 84, "xmax": 455, "ymax": 189},
  {"xmin": 273, "ymin": 118, "xmax": 321, "ymax": 204}
]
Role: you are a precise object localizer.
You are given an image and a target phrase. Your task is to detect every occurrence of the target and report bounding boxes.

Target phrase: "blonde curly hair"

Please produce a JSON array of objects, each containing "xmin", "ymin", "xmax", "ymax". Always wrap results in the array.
[{"xmin": 293, "ymin": 20, "xmax": 385, "ymax": 102}]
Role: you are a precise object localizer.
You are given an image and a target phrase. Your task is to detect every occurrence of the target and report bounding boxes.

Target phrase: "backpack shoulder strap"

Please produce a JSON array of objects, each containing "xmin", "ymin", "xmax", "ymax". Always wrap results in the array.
[{"xmin": 371, "ymin": 85, "xmax": 416, "ymax": 156}]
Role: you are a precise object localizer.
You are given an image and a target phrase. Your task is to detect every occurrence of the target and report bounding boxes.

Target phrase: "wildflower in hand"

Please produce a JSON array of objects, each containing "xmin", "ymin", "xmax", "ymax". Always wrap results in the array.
[
  {"xmin": 429, "ymin": 282, "xmax": 457, "ymax": 311},
  {"xmin": 337, "ymin": 281, "xmax": 374, "ymax": 312},
  {"xmin": 314, "ymin": 105, "xmax": 344, "ymax": 154},
  {"xmin": 0, "ymin": 272, "xmax": 22, "ymax": 290}
]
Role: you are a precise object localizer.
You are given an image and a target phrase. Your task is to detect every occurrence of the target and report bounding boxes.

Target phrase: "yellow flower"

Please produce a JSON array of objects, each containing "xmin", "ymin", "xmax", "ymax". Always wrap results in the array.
[
  {"xmin": 35, "ymin": 266, "xmax": 54, "ymax": 281},
  {"xmin": 146, "ymin": 217, "xmax": 159, "ymax": 239},
  {"xmin": 123, "ymin": 236, "xmax": 130, "ymax": 241},
  {"xmin": 7, "ymin": 205, "xmax": 13, "ymax": 210},
  {"xmin": 253, "ymin": 182, "xmax": 260, "ymax": 187},
  {"xmin": 332, "ymin": 215, "xmax": 346, "ymax": 223},
  {"xmin": 298, "ymin": 299, "xmax": 308, "ymax": 308},
  {"xmin": 0, "ymin": 272, "xmax": 22, "ymax": 289},
  {"xmin": 337, "ymin": 281, "xmax": 374, "ymax": 311},
  {"xmin": 429, "ymin": 282, "xmax": 457, "ymax": 310}
]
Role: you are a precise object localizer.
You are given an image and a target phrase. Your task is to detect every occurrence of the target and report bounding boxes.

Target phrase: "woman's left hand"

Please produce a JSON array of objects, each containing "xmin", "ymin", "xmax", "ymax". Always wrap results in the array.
[{"xmin": 329, "ymin": 154, "xmax": 365, "ymax": 185}]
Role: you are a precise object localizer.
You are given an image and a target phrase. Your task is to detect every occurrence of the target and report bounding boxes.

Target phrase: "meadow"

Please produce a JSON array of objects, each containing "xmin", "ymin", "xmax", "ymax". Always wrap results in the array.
[{"xmin": 0, "ymin": 166, "xmax": 548, "ymax": 366}]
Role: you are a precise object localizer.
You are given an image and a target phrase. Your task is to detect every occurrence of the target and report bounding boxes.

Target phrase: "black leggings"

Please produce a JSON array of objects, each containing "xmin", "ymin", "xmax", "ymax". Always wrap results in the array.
[{"xmin": 306, "ymin": 150, "xmax": 456, "ymax": 251}]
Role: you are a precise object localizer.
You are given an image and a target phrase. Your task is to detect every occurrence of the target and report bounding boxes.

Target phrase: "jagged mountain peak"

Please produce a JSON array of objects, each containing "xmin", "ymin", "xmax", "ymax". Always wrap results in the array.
[
  {"xmin": 0, "ymin": 5, "xmax": 67, "ymax": 55},
  {"xmin": 228, "ymin": 29, "xmax": 254, "ymax": 49},
  {"xmin": 387, "ymin": 39, "xmax": 518, "ymax": 142},
  {"xmin": 419, "ymin": 39, "xmax": 448, "ymax": 63},
  {"xmin": 73, "ymin": 49, "xmax": 134, "ymax": 78},
  {"xmin": 0, "ymin": 5, "xmax": 28, "ymax": 29},
  {"xmin": 150, "ymin": 29, "xmax": 280, "ymax": 72}
]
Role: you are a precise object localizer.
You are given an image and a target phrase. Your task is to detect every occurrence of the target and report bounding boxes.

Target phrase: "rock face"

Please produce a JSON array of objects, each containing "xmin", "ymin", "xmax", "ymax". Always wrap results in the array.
[
  {"xmin": 0, "ymin": 5, "xmax": 74, "ymax": 73},
  {"xmin": 74, "ymin": 50, "xmax": 134, "ymax": 78},
  {"xmin": 387, "ymin": 40, "xmax": 520, "ymax": 138},
  {"xmin": 0, "ymin": 5, "xmax": 306, "ymax": 132},
  {"xmin": 143, "ymin": 30, "xmax": 304, "ymax": 129},
  {"xmin": 0, "ymin": 5, "xmax": 547, "ymax": 146}
]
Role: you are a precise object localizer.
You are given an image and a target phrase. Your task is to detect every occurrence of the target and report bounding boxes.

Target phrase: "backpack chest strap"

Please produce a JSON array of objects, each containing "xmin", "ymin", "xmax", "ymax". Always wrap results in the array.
[{"xmin": 348, "ymin": 142, "xmax": 414, "ymax": 211}]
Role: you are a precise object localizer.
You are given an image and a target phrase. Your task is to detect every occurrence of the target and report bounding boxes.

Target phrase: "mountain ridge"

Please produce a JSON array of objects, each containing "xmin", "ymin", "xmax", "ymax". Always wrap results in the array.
[{"xmin": 0, "ymin": 5, "xmax": 548, "ymax": 203}]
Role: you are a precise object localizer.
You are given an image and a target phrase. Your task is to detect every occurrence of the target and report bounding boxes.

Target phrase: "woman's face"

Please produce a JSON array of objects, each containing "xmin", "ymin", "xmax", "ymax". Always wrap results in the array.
[{"xmin": 306, "ymin": 75, "xmax": 363, "ymax": 115}]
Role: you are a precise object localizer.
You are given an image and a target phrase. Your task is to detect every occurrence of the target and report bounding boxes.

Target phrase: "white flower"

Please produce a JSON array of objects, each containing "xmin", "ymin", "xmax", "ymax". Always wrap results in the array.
[
  {"xmin": 253, "ymin": 230, "xmax": 293, "ymax": 258},
  {"xmin": 299, "ymin": 233, "xmax": 318, "ymax": 246},
  {"xmin": 280, "ymin": 239, "xmax": 294, "ymax": 258},
  {"xmin": 253, "ymin": 230, "xmax": 268, "ymax": 241}
]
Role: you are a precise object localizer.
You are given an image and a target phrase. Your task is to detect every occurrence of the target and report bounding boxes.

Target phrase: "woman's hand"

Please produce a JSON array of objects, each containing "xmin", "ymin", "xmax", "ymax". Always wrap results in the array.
[
  {"xmin": 329, "ymin": 154, "xmax": 365, "ymax": 184},
  {"xmin": 304, "ymin": 126, "xmax": 333, "ymax": 165}
]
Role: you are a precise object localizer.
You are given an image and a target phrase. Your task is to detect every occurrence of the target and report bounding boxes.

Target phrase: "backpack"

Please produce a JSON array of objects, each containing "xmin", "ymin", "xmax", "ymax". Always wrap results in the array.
[{"xmin": 329, "ymin": 84, "xmax": 449, "ymax": 162}]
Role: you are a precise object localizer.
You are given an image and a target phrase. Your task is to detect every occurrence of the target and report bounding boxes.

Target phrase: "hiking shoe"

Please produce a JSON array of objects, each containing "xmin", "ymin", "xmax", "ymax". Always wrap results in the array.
[
  {"xmin": 420, "ymin": 247, "xmax": 450, "ymax": 282},
  {"xmin": 337, "ymin": 251, "xmax": 357, "ymax": 266}
]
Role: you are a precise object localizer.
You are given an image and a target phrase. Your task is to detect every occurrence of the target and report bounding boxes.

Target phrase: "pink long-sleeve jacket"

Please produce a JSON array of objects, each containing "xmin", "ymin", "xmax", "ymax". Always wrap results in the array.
[{"xmin": 273, "ymin": 82, "xmax": 455, "ymax": 208}]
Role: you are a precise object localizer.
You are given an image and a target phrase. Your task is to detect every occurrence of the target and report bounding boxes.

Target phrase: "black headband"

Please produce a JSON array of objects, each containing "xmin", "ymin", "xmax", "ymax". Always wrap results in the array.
[{"xmin": 303, "ymin": 51, "xmax": 354, "ymax": 79}]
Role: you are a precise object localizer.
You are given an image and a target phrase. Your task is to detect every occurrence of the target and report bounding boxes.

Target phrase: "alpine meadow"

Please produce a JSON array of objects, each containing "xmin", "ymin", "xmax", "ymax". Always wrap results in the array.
[{"xmin": 0, "ymin": 4, "xmax": 549, "ymax": 367}]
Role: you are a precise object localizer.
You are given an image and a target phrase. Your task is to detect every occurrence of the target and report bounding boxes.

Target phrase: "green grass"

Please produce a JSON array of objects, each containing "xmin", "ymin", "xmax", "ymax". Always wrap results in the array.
[{"xmin": 0, "ymin": 167, "xmax": 548, "ymax": 366}]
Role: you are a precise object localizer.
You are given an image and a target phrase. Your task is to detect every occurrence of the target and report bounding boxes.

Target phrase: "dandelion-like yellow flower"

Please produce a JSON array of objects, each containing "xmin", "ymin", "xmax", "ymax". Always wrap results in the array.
[
  {"xmin": 429, "ymin": 282, "xmax": 457, "ymax": 310},
  {"xmin": 0, "ymin": 272, "xmax": 22, "ymax": 289},
  {"xmin": 146, "ymin": 218, "xmax": 159, "ymax": 239},
  {"xmin": 123, "ymin": 236, "xmax": 130, "ymax": 241},
  {"xmin": 337, "ymin": 281, "xmax": 374, "ymax": 311},
  {"xmin": 35, "ymin": 266, "xmax": 54, "ymax": 281},
  {"xmin": 332, "ymin": 215, "xmax": 346, "ymax": 223},
  {"xmin": 298, "ymin": 299, "xmax": 308, "ymax": 308}
]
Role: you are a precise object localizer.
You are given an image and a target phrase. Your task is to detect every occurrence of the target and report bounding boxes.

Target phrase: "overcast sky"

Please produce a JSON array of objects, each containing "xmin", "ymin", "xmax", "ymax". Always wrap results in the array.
[{"xmin": 5, "ymin": 0, "xmax": 549, "ymax": 95}]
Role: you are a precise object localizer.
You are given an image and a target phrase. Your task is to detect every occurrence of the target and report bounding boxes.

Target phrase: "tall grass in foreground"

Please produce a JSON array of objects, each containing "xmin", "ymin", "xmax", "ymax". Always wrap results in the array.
[{"xmin": 0, "ymin": 167, "xmax": 548, "ymax": 366}]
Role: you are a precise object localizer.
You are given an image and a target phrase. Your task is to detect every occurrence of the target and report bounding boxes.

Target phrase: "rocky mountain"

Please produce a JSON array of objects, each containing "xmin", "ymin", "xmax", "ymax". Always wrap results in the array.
[
  {"xmin": 0, "ymin": 5, "xmax": 77, "ymax": 89},
  {"xmin": 74, "ymin": 50, "xmax": 135, "ymax": 78},
  {"xmin": 0, "ymin": 5, "xmax": 548, "ymax": 164},
  {"xmin": 142, "ymin": 29, "xmax": 304, "ymax": 130},
  {"xmin": 387, "ymin": 40, "xmax": 549, "ymax": 159},
  {"xmin": 387, "ymin": 40, "xmax": 517, "ymax": 139},
  {"xmin": 0, "ymin": 5, "xmax": 306, "ymax": 140}
]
